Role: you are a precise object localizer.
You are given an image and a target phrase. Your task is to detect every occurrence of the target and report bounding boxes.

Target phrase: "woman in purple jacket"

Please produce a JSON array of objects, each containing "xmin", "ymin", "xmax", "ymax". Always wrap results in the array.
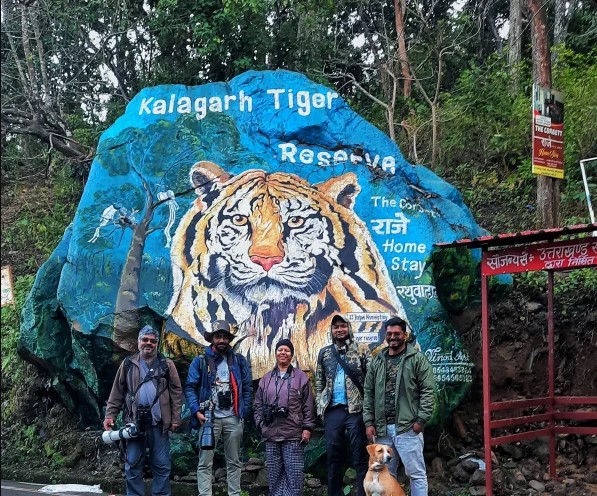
[{"xmin": 254, "ymin": 339, "xmax": 316, "ymax": 496}]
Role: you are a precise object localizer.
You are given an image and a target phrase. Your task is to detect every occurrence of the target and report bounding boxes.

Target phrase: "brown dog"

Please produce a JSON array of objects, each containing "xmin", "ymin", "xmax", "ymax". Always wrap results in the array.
[{"xmin": 363, "ymin": 444, "xmax": 407, "ymax": 496}]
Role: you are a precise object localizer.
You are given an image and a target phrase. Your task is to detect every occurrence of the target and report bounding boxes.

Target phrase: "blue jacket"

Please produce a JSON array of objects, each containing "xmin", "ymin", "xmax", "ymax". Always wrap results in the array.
[{"xmin": 184, "ymin": 345, "xmax": 253, "ymax": 429}]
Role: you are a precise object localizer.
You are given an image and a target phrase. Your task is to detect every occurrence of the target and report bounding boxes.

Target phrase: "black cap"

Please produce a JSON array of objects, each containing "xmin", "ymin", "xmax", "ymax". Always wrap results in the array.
[{"xmin": 275, "ymin": 339, "xmax": 295, "ymax": 356}]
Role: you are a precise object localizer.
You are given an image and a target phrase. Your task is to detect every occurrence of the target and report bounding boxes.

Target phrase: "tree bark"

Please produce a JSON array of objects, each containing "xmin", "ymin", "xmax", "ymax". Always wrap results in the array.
[
  {"xmin": 508, "ymin": 0, "xmax": 522, "ymax": 89},
  {"xmin": 528, "ymin": 0, "xmax": 560, "ymax": 228},
  {"xmin": 394, "ymin": 0, "xmax": 412, "ymax": 97},
  {"xmin": 1, "ymin": 0, "xmax": 93, "ymax": 168}
]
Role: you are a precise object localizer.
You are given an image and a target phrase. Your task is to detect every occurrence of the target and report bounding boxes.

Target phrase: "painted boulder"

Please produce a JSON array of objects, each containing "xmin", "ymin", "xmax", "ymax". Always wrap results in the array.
[{"xmin": 20, "ymin": 70, "xmax": 485, "ymax": 422}]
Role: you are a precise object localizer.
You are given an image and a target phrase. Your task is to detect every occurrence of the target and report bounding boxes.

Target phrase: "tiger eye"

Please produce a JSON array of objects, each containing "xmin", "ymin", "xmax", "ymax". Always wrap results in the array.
[
  {"xmin": 287, "ymin": 216, "xmax": 305, "ymax": 228},
  {"xmin": 232, "ymin": 215, "xmax": 248, "ymax": 226}
]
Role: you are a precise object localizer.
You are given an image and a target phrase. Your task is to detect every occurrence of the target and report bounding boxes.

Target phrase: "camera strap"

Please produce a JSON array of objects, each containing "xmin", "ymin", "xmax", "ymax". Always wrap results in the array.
[
  {"xmin": 130, "ymin": 365, "xmax": 158, "ymax": 400},
  {"xmin": 273, "ymin": 365, "xmax": 292, "ymax": 405},
  {"xmin": 331, "ymin": 346, "xmax": 364, "ymax": 396},
  {"xmin": 125, "ymin": 353, "xmax": 170, "ymax": 401},
  {"xmin": 129, "ymin": 360, "xmax": 170, "ymax": 408}
]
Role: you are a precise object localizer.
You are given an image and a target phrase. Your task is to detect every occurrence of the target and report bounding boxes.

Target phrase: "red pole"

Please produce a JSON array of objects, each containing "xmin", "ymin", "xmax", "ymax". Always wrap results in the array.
[
  {"xmin": 547, "ymin": 270, "xmax": 556, "ymax": 478},
  {"xmin": 482, "ymin": 262, "xmax": 493, "ymax": 496}
]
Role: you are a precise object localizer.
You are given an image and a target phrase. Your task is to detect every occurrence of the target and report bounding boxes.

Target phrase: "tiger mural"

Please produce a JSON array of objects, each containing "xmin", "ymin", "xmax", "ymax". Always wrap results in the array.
[{"xmin": 165, "ymin": 161, "xmax": 407, "ymax": 377}]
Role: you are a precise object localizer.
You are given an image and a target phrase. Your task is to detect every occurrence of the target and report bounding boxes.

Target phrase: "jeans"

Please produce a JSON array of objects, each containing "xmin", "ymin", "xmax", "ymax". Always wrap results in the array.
[
  {"xmin": 396, "ymin": 429, "xmax": 428, "ymax": 496},
  {"xmin": 125, "ymin": 423, "xmax": 171, "ymax": 496},
  {"xmin": 197, "ymin": 415, "xmax": 243, "ymax": 496},
  {"xmin": 379, "ymin": 425, "xmax": 428, "ymax": 496},
  {"xmin": 324, "ymin": 405, "xmax": 368, "ymax": 496}
]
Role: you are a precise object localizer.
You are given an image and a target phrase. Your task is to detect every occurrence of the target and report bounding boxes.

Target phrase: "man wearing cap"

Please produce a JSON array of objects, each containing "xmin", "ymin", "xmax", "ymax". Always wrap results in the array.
[
  {"xmin": 103, "ymin": 325, "xmax": 183, "ymax": 496},
  {"xmin": 363, "ymin": 316, "xmax": 436, "ymax": 496},
  {"xmin": 315, "ymin": 314, "xmax": 371, "ymax": 496},
  {"xmin": 184, "ymin": 320, "xmax": 253, "ymax": 496}
]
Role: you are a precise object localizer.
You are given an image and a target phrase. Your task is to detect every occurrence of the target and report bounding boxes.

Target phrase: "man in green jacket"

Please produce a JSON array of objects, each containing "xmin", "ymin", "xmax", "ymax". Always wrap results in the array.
[{"xmin": 363, "ymin": 317, "xmax": 436, "ymax": 496}]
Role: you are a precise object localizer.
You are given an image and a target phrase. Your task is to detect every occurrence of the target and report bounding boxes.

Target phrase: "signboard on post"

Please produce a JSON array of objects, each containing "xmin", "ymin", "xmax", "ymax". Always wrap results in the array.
[
  {"xmin": 532, "ymin": 84, "xmax": 565, "ymax": 179},
  {"xmin": 481, "ymin": 237, "xmax": 597, "ymax": 275},
  {"xmin": 1, "ymin": 265, "xmax": 15, "ymax": 307}
]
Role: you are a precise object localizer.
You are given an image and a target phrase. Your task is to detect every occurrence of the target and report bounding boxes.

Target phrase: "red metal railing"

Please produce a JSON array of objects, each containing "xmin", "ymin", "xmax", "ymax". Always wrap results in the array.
[{"xmin": 438, "ymin": 227, "xmax": 597, "ymax": 496}]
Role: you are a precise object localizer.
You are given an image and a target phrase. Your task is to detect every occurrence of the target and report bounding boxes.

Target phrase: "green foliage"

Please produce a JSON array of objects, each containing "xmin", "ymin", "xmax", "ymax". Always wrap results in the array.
[
  {"xmin": 435, "ymin": 57, "xmax": 536, "ymax": 232},
  {"xmin": 43, "ymin": 440, "xmax": 66, "ymax": 467},
  {"xmin": 2, "ymin": 422, "xmax": 69, "ymax": 470},
  {"xmin": 430, "ymin": 247, "xmax": 478, "ymax": 314},
  {"xmin": 553, "ymin": 47, "xmax": 597, "ymax": 224},
  {"xmin": 1, "ymin": 167, "xmax": 82, "ymax": 271},
  {"xmin": 436, "ymin": 46, "xmax": 596, "ymax": 233},
  {"xmin": 1, "ymin": 274, "xmax": 35, "ymax": 382},
  {"xmin": 1, "ymin": 274, "xmax": 37, "ymax": 436},
  {"xmin": 440, "ymin": 55, "xmax": 531, "ymax": 174},
  {"xmin": 553, "ymin": 47, "xmax": 597, "ymax": 161},
  {"xmin": 515, "ymin": 267, "xmax": 597, "ymax": 309},
  {"xmin": 1, "ymin": 424, "xmax": 40, "ymax": 466}
]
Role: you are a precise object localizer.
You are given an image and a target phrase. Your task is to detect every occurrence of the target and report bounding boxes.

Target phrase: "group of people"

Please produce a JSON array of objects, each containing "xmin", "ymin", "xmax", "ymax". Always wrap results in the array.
[{"xmin": 103, "ymin": 314, "xmax": 436, "ymax": 496}]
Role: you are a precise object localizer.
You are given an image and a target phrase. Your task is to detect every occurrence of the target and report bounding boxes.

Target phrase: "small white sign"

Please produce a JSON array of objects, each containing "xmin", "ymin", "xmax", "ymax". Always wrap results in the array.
[
  {"xmin": 353, "ymin": 332, "xmax": 381, "ymax": 343},
  {"xmin": 345, "ymin": 312, "xmax": 390, "ymax": 322},
  {"xmin": 1, "ymin": 265, "xmax": 15, "ymax": 307},
  {"xmin": 535, "ymin": 115, "xmax": 551, "ymax": 127}
]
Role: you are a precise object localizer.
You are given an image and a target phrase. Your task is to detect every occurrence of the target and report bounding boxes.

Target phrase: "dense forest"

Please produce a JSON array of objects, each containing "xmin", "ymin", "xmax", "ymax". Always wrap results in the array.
[
  {"xmin": 1, "ymin": 0, "xmax": 596, "ymax": 492},
  {"xmin": 2, "ymin": 0, "xmax": 596, "ymax": 237}
]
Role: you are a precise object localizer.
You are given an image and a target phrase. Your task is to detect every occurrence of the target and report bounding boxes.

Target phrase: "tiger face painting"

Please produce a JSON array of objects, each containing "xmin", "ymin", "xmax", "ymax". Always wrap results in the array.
[{"xmin": 165, "ymin": 161, "xmax": 407, "ymax": 377}]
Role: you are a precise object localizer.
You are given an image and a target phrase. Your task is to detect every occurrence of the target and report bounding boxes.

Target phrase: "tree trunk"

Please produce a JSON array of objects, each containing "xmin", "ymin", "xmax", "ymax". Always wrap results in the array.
[
  {"xmin": 431, "ymin": 103, "xmax": 438, "ymax": 168},
  {"xmin": 508, "ymin": 0, "xmax": 522, "ymax": 89},
  {"xmin": 529, "ymin": 0, "xmax": 560, "ymax": 228},
  {"xmin": 394, "ymin": 0, "xmax": 412, "ymax": 97},
  {"xmin": 387, "ymin": 106, "xmax": 396, "ymax": 142}
]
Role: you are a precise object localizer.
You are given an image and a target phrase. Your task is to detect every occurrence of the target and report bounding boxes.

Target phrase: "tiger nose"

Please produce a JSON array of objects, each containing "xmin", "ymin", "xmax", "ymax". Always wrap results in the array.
[{"xmin": 250, "ymin": 255, "xmax": 283, "ymax": 271}]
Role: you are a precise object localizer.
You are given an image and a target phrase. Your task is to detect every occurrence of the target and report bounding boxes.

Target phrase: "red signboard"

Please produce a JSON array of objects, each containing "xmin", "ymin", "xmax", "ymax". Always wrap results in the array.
[
  {"xmin": 482, "ymin": 237, "xmax": 597, "ymax": 275},
  {"xmin": 532, "ymin": 84, "xmax": 565, "ymax": 179}
]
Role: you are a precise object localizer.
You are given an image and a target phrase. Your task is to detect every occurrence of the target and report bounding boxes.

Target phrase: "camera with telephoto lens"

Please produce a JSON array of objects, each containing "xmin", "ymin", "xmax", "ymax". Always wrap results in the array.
[
  {"xmin": 101, "ymin": 423, "xmax": 141, "ymax": 444},
  {"xmin": 199, "ymin": 409, "xmax": 216, "ymax": 450},
  {"xmin": 136, "ymin": 405, "xmax": 153, "ymax": 432},
  {"xmin": 262, "ymin": 404, "xmax": 289, "ymax": 426},
  {"xmin": 217, "ymin": 390, "xmax": 232, "ymax": 409}
]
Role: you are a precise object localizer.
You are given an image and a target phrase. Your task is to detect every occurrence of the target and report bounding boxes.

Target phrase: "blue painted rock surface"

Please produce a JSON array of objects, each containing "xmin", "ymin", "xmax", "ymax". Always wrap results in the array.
[{"xmin": 20, "ymin": 70, "xmax": 485, "ymax": 421}]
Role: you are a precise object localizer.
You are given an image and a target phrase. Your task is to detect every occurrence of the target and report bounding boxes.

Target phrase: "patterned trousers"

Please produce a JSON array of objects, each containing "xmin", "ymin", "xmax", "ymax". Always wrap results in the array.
[{"xmin": 265, "ymin": 440, "xmax": 305, "ymax": 496}]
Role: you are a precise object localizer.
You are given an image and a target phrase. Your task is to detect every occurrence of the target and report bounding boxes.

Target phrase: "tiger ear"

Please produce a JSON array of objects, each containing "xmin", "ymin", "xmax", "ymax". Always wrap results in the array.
[
  {"xmin": 315, "ymin": 172, "xmax": 361, "ymax": 209},
  {"xmin": 189, "ymin": 161, "xmax": 231, "ymax": 195}
]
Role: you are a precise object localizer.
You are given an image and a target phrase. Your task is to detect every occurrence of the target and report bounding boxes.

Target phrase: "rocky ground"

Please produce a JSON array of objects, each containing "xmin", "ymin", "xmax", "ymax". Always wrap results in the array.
[{"xmin": 2, "ymin": 411, "xmax": 596, "ymax": 496}]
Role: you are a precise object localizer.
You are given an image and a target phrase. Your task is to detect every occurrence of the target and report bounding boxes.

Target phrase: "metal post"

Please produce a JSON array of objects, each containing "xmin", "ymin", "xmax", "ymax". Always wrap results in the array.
[
  {"xmin": 547, "ymin": 270, "xmax": 556, "ymax": 479},
  {"xmin": 579, "ymin": 158, "xmax": 596, "ymax": 225},
  {"xmin": 482, "ymin": 262, "xmax": 493, "ymax": 496}
]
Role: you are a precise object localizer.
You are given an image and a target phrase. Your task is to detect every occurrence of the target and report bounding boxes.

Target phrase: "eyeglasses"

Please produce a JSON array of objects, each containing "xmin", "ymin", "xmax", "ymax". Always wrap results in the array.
[{"xmin": 140, "ymin": 337, "xmax": 158, "ymax": 344}]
